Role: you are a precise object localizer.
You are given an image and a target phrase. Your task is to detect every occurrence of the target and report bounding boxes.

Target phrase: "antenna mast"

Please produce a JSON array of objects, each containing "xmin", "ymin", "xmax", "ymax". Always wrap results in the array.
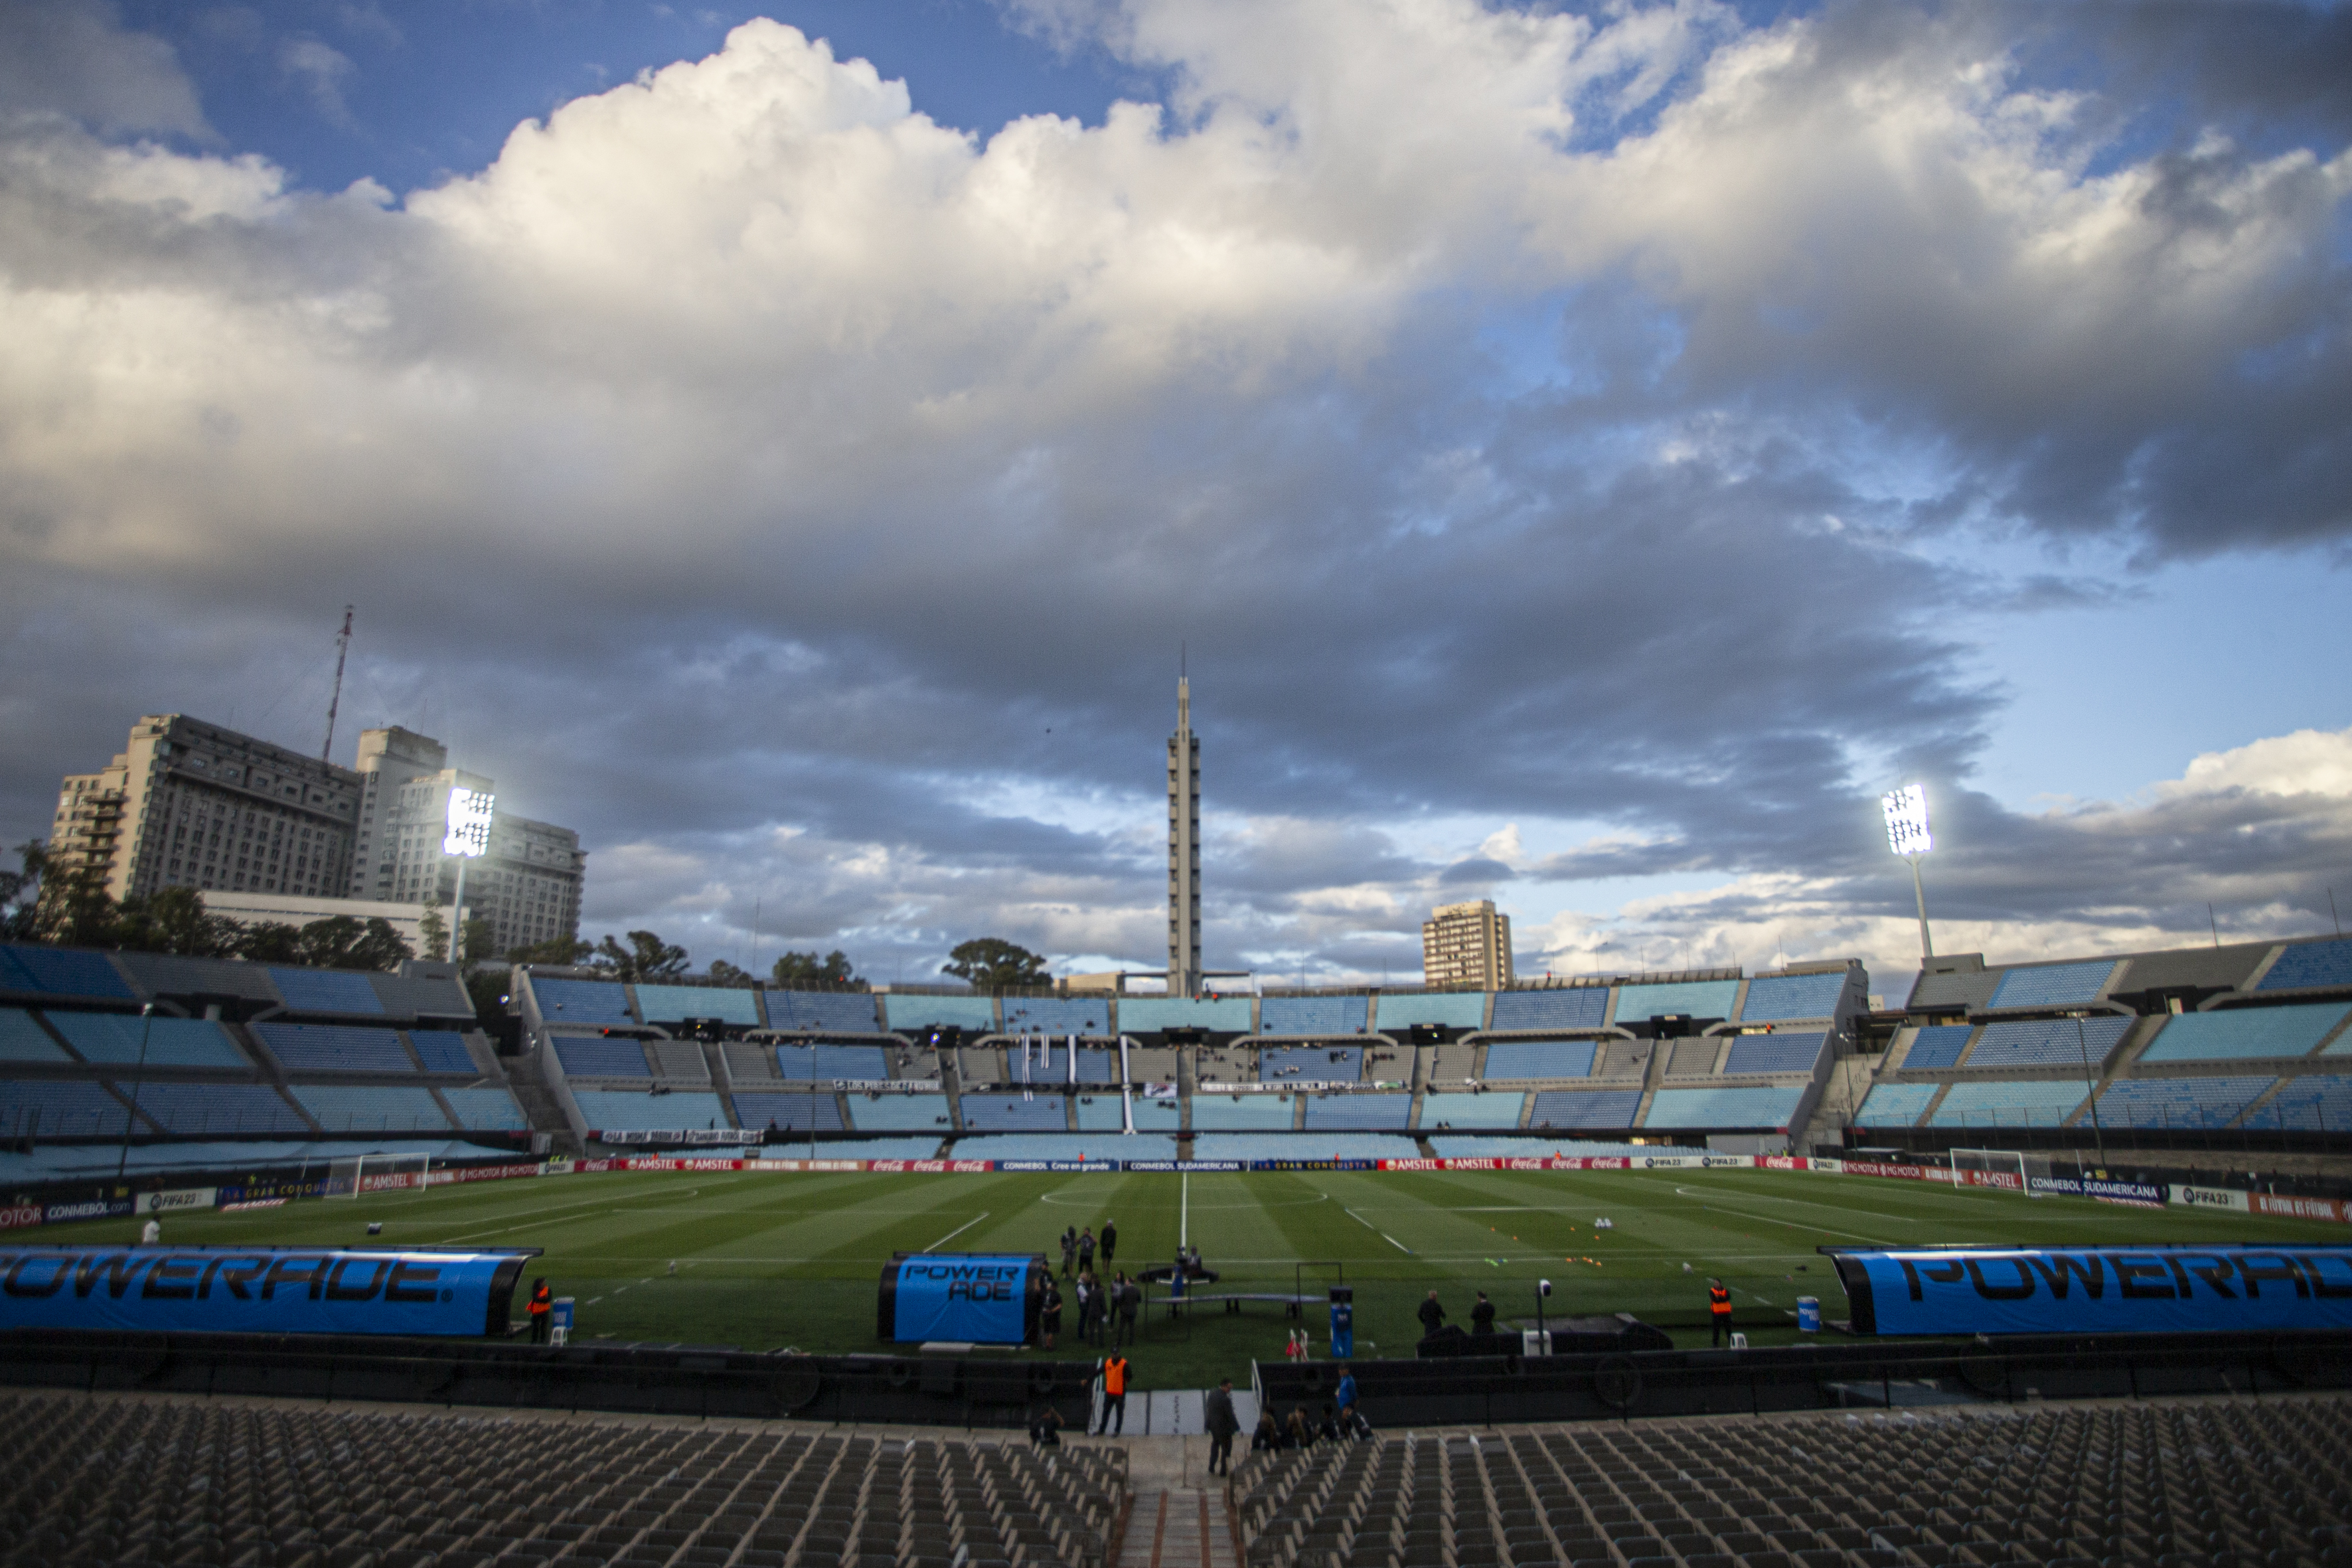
[{"xmin": 321, "ymin": 605, "xmax": 354, "ymax": 763}]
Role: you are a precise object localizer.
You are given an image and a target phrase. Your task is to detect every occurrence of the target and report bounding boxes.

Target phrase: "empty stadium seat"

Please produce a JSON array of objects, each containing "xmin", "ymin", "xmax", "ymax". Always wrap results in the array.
[
  {"xmin": 1897, "ymin": 1024, "xmax": 1973, "ymax": 1069},
  {"xmin": 1119, "ymin": 996, "xmax": 1253, "ymax": 1034},
  {"xmin": 765, "ymin": 989, "xmax": 882, "ymax": 1031},
  {"xmin": 1987, "ymin": 959, "xmax": 2118, "ymax": 1009},
  {"xmin": 1645, "ymin": 1085, "xmax": 1804, "ymax": 1129},
  {"xmin": 50, "ymin": 1011, "xmax": 250, "ymax": 1069},
  {"xmin": 1614, "ymin": 980, "xmax": 1737, "ymax": 1022},
  {"xmin": 136, "ymin": 1082, "xmax": 310, "ymax": 1135},
  {"xmin": 1853, "ymin": 1082, "xmax": 1938, "ymax": 1127},
  {"xmin": 957, "ymin": 1093, "xmax": 1069, "ymax": 1133},
  {"xmin": 1190, "ymin": 1093, "xmax": 1298, "ymax": 1131},
  {"xmin": 731, "ymin": 1091, "xmax": 846, "ymax": 1132},
  {"xmin": 1302, "ymin": 1092, "xmax": 1411, "ymax": 1129},
  {"xmin": 439, "ymin": 1086, "xmax": 529, "ymax": 1131},
  {"xmin": 1419, "ymin": 1090, "xmax": 1526, "ymax": 1129},
  {"xmin": 1965, "ymin": 1014, "xmax": 2131, "ymax": 1071},
  {"xmin": 554, "ymin": 1036, "xmax": 655, "ymax": 1077},
  {"xmin": 2139, "ymin": 1000, "xmax": 2351, "ymax": 1062},
  {"xmin": 2095, "ymin": 1074, "xmax": 2276, "ymax": 1129},
  {"xmin": 1373, "ymin": 992, "xmax": 1487, "ymax": 1032},
  {"xmin": 266, "ymin": 966, "xmax": 386, "ymax": 1015},
  {"xmin": 253, "ymin": 1021, "xmax": 413, "ymax": 1073},
  {"xmin": 846, "ymin": 1093, "xmax": 952, "ymax": 1132},
  {"xmin": 0, "ymin": 1079, "xmax": 133, "ymax": 1137},
  {"xmin": 0, "ymin": 1008, "xmax": 68, "ymax": 1063},
  {"xmin": 1259, "ymin": 995, "xmax": 1372, "ymax": 1034},
  {"xmin": 649, "ymin": 1040, "xmax": 712, "ymax": 1081},
  {"xmin": 2256, "ymin": 936, "xmax": 2352, "ymax": 992},
  {"xmin": 532, "ymin": 977, "xmax": 637, "ymax": 1026},
  {"xmin": 572, "ymin": 1089, "xmax": 730, "ymax": 1133},
  {"xmin": 1929, "ymin": 1079, "xmax": 2086, "ymax": 1128},
  {"xmin": 997, "ymin": 996, "xmax": 1115, "ymax": 1034},
  {"xmin": 1071, "ymin": 1093, "xmax": 1127, "ymax": 1131},
  {"xmin": 0, "ymin": 944, "xmax": 133, "ymax": 999},
  {"xmin": 1481, "ymin": 1040, "xmax": 1597, "ymax": 1079},
  {"xmin": 633, "ymin": 982, "xmax": 763, "ymax": 1026},
  {"xmin": 775, "ymin": 1042, "xmax": 890, "ymax": 1080},
  {"xmin": 2240, "ymin": 1073, "xmax": 2352, "ymax": 1131},
  {"xmin": 1488, "ymin": 988, "xmax": 1609, "ymax": 1032},
  {"xmin": 881, "ymin": 994, "xmax": 996, "ymax": 1034},
  {"xmin": 1737, "ymin": 971, "xmax": 1850, "ymax": 1022},
  {"xmin": 1133, "ymin": 1095, "xmax": 1183, "ymax": 1133},
  {"xmin": 291, "ymin": 1084, "xmax": 453, "ymax": 1133},
  {"xmin": 1720, "ymin": 1032, "xmax": 1824, "ymax": 1075},
  {"xmin": 1527, "ymin": 1089, "xmax": 1642, "ymax": 1129},
  {"xmin": 408, "ymin": 1029, "xmax": 479, "ymax": 1073}
]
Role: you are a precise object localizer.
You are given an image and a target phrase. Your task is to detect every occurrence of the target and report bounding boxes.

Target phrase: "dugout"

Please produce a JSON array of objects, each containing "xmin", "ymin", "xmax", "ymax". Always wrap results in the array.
[{"xmin": 876, "ymin": 1253, "xmax": 1050, "ymax": 1344}]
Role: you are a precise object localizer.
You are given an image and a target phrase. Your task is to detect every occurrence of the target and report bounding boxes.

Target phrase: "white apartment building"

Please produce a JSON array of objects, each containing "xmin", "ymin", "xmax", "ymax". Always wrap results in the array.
[{"xmin": 1422, "ymin": 898, "xmax": 1515, "ymax": 989}]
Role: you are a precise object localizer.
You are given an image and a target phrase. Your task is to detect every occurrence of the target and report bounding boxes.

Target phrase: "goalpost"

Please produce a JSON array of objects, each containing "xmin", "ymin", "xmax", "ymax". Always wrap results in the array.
[
  {"xmin": 327, "ymin": 1152, "xmax": 433, "ymax": 1199},
  {"xmin": 1948, "ymin": 1147, "xmax": 2041, "ymax": 1197}
]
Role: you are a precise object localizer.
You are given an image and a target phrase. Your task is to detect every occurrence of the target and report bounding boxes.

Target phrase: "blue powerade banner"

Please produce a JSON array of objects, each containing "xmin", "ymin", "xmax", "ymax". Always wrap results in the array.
[
  {"xmin": 1827, "ymin": 1245, "xmax": 2352, "ymax": 1336},
  {"xmin": 878, "ymin": 1253, "xmax": 1044, "ymax": 1344},
  {"xmin": 0, "ymin": 1245, "xmax": 537, "ymax": 1338}
]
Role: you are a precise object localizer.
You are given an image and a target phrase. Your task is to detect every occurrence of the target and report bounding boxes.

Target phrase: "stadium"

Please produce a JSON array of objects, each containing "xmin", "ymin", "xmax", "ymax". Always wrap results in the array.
[{"xmin": 5, "ymin": 921, "xmax": 2352, "ymax": 1565}]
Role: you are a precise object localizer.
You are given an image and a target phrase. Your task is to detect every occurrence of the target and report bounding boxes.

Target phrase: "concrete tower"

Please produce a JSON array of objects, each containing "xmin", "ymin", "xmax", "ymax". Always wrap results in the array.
[{"xmin": 1167, "ymin": 676, "xmax": 1201, "ymax": 996}]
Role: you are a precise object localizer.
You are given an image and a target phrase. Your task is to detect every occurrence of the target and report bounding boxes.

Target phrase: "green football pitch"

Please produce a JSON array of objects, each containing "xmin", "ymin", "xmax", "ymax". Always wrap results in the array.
[{"xmin": 51, "ymin": 1167, "xmax": 2350, "ymax": 1389}]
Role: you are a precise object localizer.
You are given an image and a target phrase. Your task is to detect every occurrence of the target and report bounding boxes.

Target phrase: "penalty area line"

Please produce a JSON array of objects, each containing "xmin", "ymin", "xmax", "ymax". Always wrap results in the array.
[{"xmin": 1342, "ymin": 1206, "xmax": 1414, "ymax": 1254}]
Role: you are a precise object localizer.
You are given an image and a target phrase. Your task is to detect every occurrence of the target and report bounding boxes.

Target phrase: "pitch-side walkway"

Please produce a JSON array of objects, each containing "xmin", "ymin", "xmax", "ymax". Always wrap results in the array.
[
  {"xmin": 1117, "ymin": 1486, "xmax": 1237, "ymax": 1568},
  {"xmin": 1089, "ymin": 1386, "xmax": 1261, "ymax": 1437}
]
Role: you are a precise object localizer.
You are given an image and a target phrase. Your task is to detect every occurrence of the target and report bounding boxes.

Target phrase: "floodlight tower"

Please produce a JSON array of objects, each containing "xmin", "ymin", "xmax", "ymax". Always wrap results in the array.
[
  {"xmin": 1881, "ymin": 783, "xmax": 1934, "ymax": 959},
  {"xmin": 443, "ymin": 785, "xmax": 495, "ymax": 963}
]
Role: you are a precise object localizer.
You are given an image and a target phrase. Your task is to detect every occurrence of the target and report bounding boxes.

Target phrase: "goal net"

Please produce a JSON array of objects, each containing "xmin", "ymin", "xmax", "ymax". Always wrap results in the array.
[
  {"xmin": 327, "ymin": 1152, "xmax": 433, "ymax": 1199},
  {"xmin": 1949, "ymin": 1147, "xmax": 2041, "ymax": 1197}
]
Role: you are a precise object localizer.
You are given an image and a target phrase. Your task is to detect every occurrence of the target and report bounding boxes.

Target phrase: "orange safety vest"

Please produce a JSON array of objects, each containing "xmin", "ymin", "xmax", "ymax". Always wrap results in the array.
[
  {"xmin": 528, "ymin": 1287, "xmax": 551, "ymax": 1318},
  {"xmin": 1104, "ymin": 1356, "xmax": 1128, "ymax": 1396},
  {"xmin": 1709, "ymin": 1285, "xmax": 1731, "ymax": 1316}
]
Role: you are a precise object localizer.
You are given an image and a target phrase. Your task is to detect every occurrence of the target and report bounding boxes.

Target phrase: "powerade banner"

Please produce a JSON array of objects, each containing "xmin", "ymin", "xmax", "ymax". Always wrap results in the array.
[
  {"xmin": 1827, "ymin": 1245, "xmax": 2352, "ymax": 1336},
  {"xmin": 0, "ymin": 1245, "xmax": 538, "ymax": 1337},
  {"xmin": 878, "ymin": 1252, "xmax": 1044, "ymax": 1344}
]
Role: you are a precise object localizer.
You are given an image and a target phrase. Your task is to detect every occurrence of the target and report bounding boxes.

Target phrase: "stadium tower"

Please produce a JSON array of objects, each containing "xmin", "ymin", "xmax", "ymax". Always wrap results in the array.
[{"xmin": 1167, "ymin": 676, "xmax": 1202, "ymax": 996}]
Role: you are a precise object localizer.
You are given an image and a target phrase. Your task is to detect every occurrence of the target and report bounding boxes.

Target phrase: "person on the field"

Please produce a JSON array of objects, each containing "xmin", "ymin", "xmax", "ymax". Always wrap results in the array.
[
  {"xmin": 1077, "ymin": 1226, "xmax": 1096, "ymax": 1275},
  {"xmin": 1060, "ymin": 1225, "xmax": 1077, "ymax": 1277},
  {"xmin": 1417, "ymin": 1290, "xmax": 1446, "ymax": 1339},
  {"xmin": 1709, "ymin": 1277, "xmax": 1733, "ymax": 1346},
  {"xmin": 140, "ymin": 1217, "xmax": 161, "ymax": 1246},
  {"xmin": 526, "ymin": 1278, "xmax": 553, "ymax": 1344},
  {"xmin": 1098, "ymin": 1351, "xmax": 1130, "ymax": 1435},
  {"xmin": 1041, "ymin": 1280, "xmax": 1063, "ymax": 1351},
  {"xmin": 1075, "ymin": 1271, "xmax": 1097, "ymax": 1346},
  {"xmin": 1099, "ymin": 1217, "xmax": 1117, "ymax": 1265},
  {"xmin": 1204, "ymin": 1377, "xmax": 1239, "ymax": 1476},
  {"xmin": 1115, "ymin": 1272, "xmax": 1141, "ymax": 1345},
  {"xmin": 1470, "ymin": 1291, "xmax": 1495, "ymax": 1337}
]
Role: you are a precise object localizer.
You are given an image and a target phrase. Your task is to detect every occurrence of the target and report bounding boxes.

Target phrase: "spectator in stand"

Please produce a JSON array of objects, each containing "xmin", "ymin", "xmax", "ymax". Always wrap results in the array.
[
  {"xmin": 1287, "ymin": 1407, "xmax": 1312, "ymax": 1450},
  {"xmin": 1204, "ymin": 1378, "xmax": 1239, "ymax": 1476},
  {"xmin": 1029, "ymin": 1405, "xmax": 1062, "ymax": 1447},
  {"xmin": 1317, "ymin": 1404, "xmax": 1342, "ymax": 1444},
  {"xmin": 1251, "ymin": 1411, "xmax": 1282, "ymax": 1452}
]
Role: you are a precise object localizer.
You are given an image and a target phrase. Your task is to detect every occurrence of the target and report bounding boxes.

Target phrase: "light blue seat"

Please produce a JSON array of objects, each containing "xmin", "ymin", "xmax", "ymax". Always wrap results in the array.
[
  {"xmin": 0, "ymin": 1009, "xmax": 68, "ymax": 1063},
  {"xmin": 998, "ymin": 997, "xmax": 1115, "ymax": 1035},
  {"xmin": 1930, "ymin": 1081, "xmax": 2086, "ymax": 1129},
  {"xmin": 570, "ymin": 1089, "xmax": 728, "ymax": 1133},
  {"xmin": 554, "ymin": 1037, "xmax": 653, "ymax": 1077},
  {"xmin": 1119, "ymin": 996, "xmax": 1253, "ymax": 1034},
  {"xmin": 1854, "ymin": 1082, "xmax": 1939, "ymax": 1127},
  {"xmin": 1480, "ymin": 1040, "xmax": 1594, "ymax": 1080},
  {"xmin": 1526, "ymin": 1089, "xmax": 1642, "ymax": 1129},
  {"xmin": 1967, "ymin": 1016, "xmax": 2130, "ymax": 1071},
  {"xmin": 1486, "ymin": 989, "xmax": 1607, "ymax": 1032},
  {"xmin": 1900, "ymin": 1025, "xmax": 1974, "ymax": 1070},
  {"xmin": 532, "ymin": 979, "xmax": 636, "ymax": 1027},
  {"xmin": 1988, "ymin": 961, "xmax": 2116, "ymax": 1009},
  {"xmin": 267, "ymin": 967, "xmax": 385, "ymax": 1015},
  {"xmin": 0, "ymin": 1079, "xmax": 133, "ymax": 1137},
  {"xmin": 775, "ymin": 1043, "xmax": 890, "ymax": 1079},
  {"xmin": 1738, "ymin": 973, "xmax": 1849, "ymax": 1022},
  {"xmin": 1189, "ymin": 1093, "xmax": 1297, "ymax": 1130},
  {"xmin": 410, "ymin": 1031, "xmax": 478, "ymax": 1073},
  {"xmin": 1133, "ymin": 1095, "xmax": 1183, "ymax": 1133},
  {"xmin": 1721, "ymin": 1033, "xmax": 1824, "ymax": 1075},
  {"xmin": 1258, "ymin": 996, "xmax": 1369, "ymax": 1035},
  {"xmin": 1300, "ymin": 1093, "xmax": 1410, "ymax": 1129},
  {"xmin": 292, "ymin": 1085, "xmax": 453, "ymax": 1133},
  {"xmin": 2240, "ymin": 1075, "xmax": 2352, "ymax": 1131},
  {"xmin": 731, "ymin": 1091, "xmax": 845, "ymax": 1132},
  {"xmin": 882, "ymin": 994, "xmax": 996, "ymax": 1033},
  {"xmin": 2260, "ymin": 939, "xmax": 2352, "ymax": 992},
  {"xmin": 1644, "ymin": 1086, "xmax": 1804, "ymax": 1129},
  {"xmin": 254, "ymin": 1022, "xmax": 412, "ymax": 1073},
  {"xmin": 2139, "ymin": 1003, "xmax": 2351, "ymax": 1063},
  {"xmin": 846, "ymin": 1093, "xmax": 952, "ymax": 1132},
  {"xmin": 959, "ymin": 1093, "xmax": 1069, "ymax": 1132},
  {"xmin": 137, "ymin": 1083, "xmax": 309, "ymax": 1135},
  {"xmin": 1072, "ymin": 1094, "xmax": 1126, "ymax": 1131},
  {"xmin": 2095, "ymin": 1075, "xmax": 2276, "ymax": 1130},
  {"xmin": 633, "ymin": 984, "xmax": 761, "ymax": 1026},
  {"xmin": 767, "ymin": 990, "xmax": 882, "ymax": 1031},
  {"xmin": 1260, "ymin": 1044, "xmax": 1362, "ymax": 1081},
  {"xmin": 1419, "ymin": 1091, "xmax": 1523, "ymax": 1129},
  {"xmin": 1614, "ymin": 980, "xmax": 1737, "ymax": 1022},
  {"xmin": 52, "ymin": 1012, "xmax": 250, "ymax": 1069},
  {"xmin": 1372, "ymin": 992, "xmax": 1486, "ymax": 1032},
  {"xmin": 440, "ymin": 1087, "xmax": 528, "ymax": 1130}
]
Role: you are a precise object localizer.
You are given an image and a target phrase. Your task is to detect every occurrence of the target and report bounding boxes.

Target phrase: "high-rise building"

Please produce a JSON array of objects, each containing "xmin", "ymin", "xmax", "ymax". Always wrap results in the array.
[
  {"xmin": 1166, "ymin": 677, "xmax": 1201, "ymax": 996},
  {"xmin": 349, "ymin": 728, "xmax": 585, "ymax": 957},
  {"xmin": 1423, "ymin": 899, "xmax": 1514, "ymax": 989},
  {"xmin": 50, "ymin": 716, "xmax": 362, "ymax": 905}
]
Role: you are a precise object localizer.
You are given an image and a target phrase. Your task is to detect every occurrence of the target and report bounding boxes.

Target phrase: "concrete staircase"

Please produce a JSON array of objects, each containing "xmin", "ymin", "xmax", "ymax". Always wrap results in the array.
[{"xmin": 507, "ymin": 1074, "xmax": 582, "ymax": 1156}]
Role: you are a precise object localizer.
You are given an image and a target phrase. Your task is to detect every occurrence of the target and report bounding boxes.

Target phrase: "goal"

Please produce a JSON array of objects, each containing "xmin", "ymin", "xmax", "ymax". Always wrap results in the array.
[
  {"xmin": 328, "ymin": 1152, "xmax": 433, "ymax": 1199},
  {"xmin": 1948, "ymin": 1147, "xmax": 2041, "ymax": 1197}
]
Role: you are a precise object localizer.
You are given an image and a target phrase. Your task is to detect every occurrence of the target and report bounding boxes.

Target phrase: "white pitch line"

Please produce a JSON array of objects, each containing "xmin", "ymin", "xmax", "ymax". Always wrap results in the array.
[
  {"xmin": 1343, "ymin": 1207, "xmax": 1414, "ymax": 1254},
  {"xmin": 925, "ymin": 1212, "xmax": 990, "ymax": 1251},
  {"xmin": 1672, "ymin": 1188, "xmax": 1897, "ymax": 1245},
  {"xmin": 439, "ymin": 1189, "xmax": 698, "ymax": 1243}
]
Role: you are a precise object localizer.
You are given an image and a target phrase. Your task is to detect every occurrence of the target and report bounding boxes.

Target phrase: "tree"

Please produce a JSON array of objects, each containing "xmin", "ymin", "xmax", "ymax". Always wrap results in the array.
[
  {"xmin": 706, "ymin": 959, "xmax": 753, "ymax": 986},
  {"xmin": 235, "ymin": 921, "xmax": 303, "ymax": 963},
  {"xmin": 0, "ymin": 840, "xmax": 44, "ymax": 941},
  {"xmin": 941, "ymin": 938, "xmax": 1051, "ymax": 991},
  {"xmin": 112, "ymin": 886, "xmax": 238, "ymax": 957},
  {"xmin": 417, "ymin": 908, "xmax": 449, "ymax": 961},
  {"xmin": 593, "ymin": 929, "xmax": 688, "ymax": 982},
  {"xmin": 508, "ymin": 935, "xmax": 592, "ymax": 965},
  {"xmin": 293, "ymin": 915, "xmax": 414, "ymax": 971},
  {"xmin": 771, "ymin": 949, "xmax": 862, "ymax": 989},
  {"xmin": 461, "ymin": 917, "xmax": 497, "ymax": 965}
]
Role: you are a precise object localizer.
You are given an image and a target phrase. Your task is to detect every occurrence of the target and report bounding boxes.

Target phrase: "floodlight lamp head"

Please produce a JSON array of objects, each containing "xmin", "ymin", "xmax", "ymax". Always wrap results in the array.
[
  {"xmin": 443, "ymin": 785, "xmax": 495, "ymax": 859},
  {"xmin": 1881, "ymin": 783, "xmax": 1932, "ymax": 858}
]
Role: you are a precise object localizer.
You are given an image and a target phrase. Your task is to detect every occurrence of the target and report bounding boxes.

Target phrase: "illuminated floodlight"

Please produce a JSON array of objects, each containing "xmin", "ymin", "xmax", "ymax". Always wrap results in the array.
[
  {"xmin": 443, "ymin": 787, "xmax": 495, "ymax": 859},
  {"xmin": 1881, "ymin": 783, "xmax": 1931, "ymax": 858}
]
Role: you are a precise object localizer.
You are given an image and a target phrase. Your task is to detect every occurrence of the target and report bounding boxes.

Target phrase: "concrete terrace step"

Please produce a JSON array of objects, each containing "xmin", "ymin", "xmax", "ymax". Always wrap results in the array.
[{"xmin": 1119, "ymin": 1488, "xmax": 1237, "ymax": 1568}]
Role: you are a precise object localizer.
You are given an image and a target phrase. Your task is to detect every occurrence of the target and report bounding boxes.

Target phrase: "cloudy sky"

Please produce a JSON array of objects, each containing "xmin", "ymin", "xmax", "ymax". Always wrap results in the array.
[{"xmin": 3, "ymin": 0, "xmax": 2348, "ymax": 998}]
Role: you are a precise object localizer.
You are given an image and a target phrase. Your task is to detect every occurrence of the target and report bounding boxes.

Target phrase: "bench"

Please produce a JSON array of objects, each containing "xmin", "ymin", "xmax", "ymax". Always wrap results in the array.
[{"xmin": 1160, "ymin": 1291, "xmax": 1316, "ymax": 1320}]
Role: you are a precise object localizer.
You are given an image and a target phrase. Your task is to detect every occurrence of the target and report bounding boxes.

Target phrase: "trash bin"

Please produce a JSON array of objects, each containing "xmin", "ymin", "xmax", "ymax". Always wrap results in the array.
[
  {"xmin": 550, "ymin": 1296, "xmax": 574, "ymax": 1348},
  {"xmin": 1796, "ymin": 1296, "xmax": 1820, "ymax": 1333}
]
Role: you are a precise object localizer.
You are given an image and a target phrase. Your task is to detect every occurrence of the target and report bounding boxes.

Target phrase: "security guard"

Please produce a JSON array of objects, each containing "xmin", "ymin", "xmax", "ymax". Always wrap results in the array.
[
  {"xmin": 1708, "ymin": 1277, "xmax": 1733, "ymax": 1347},
  {"xmin": 527, "ymin": 1277, "xmax": 554, "ymax": 1344},
  {"xmin": 1097, "ymin": 1351, "xmax": 1130, "ymax": 1435}
]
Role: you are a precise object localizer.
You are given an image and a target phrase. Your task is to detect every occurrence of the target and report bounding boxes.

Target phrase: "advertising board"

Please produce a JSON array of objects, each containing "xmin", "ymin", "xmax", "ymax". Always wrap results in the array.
[
  {"xmin": 1828, "ymin": 1244, "xmax": 2352, "ymax": 1336},
  {"xmin": 0, "ymin": 1245, "xmax": 538, "ymax": 1336}
]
